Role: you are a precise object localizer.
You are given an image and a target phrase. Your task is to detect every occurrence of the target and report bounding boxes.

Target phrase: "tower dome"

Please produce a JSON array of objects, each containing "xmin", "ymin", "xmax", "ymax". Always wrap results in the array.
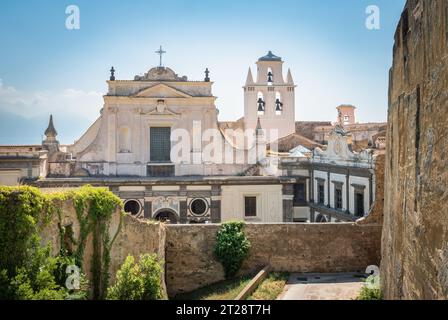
[{"xmin": 258, "ymin": 51, "xmax": 282, "ymax": 62}]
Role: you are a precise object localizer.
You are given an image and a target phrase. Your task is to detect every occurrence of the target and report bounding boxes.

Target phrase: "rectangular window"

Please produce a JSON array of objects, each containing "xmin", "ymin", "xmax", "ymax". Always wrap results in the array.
[
  {"xmin": 318, "ymin": 184, "xmax": 325, "ymax": 205},
  {"xmin": 244, "ymin": 197, "xmax": 257, "ymax": 217},
  {"xmin": 293, "ymin": 183, "xmax": 306, "ymax": 206},
  {"xmin": 355, "ymin": 192, "xmax": 365, "ymax": 217},
  {"xmin": 150, "ymin": 127, "xmax": 171, "ymax": 162},
  {"xmin": 335, "ymin": 186, "xmax": 343, "ymax": 210}
]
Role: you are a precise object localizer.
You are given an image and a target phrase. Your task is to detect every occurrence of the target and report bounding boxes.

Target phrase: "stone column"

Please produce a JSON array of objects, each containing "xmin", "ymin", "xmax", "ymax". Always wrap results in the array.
[
  {"xmin": 327, "ymin": 171, "xmax": 331, "ymax": 207},
  {"xmin": 309, "ymin": 169, "xmax": 314, "ymax": 203},
  {"xmin": 210, "ymin": 199, "xmax": 221, "ymax": 223},
  {"xmin": 144, "ymin": 201, "xmax": 152, "ymax": 219},
  {"xmin": 210, "ymin": 185, "xmax": 222, "ymax": 223},
  {"xmin": 346, "ymin": 171, "xmax": 350, "ymax": 214},
  {"xmin": 179, "ymin": 201, "xmax": 188, "ymax": 224},
  {"xmin": 310, "ymin": 208, "xmax": 315, "ymax": 222},
  {"xmin": 282, "ymin": 184, "xmax": 294, "ymax": 222}
]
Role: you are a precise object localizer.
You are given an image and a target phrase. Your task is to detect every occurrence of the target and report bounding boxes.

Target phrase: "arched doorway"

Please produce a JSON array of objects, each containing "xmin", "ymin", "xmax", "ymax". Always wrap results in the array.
[{"xmin": 153, "ymin": 209, "xmax": 178, "ymax": 224}]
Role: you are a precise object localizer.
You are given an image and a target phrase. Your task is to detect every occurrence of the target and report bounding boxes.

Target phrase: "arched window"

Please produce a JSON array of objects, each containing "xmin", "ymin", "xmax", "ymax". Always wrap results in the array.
[
  {"xmin": 257, "ymin": 92, "xmax": 265, "ymax": 115},
  {"xmin": 118, "ymin": 126, "xmax": 131, "ymax": 153},
  {"xmin": 267, "ymin": 67, "xmax": 273, "ymax": 85},
  {"xmin": 275, "ymin": 92, "xmax": 283, "ymax": 115}
]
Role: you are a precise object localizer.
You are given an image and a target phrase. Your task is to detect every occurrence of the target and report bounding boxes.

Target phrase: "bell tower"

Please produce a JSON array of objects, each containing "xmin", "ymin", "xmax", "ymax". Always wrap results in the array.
[{"xmin": 243, "ymin": 51, "xmax": 296, "ymax": 143}]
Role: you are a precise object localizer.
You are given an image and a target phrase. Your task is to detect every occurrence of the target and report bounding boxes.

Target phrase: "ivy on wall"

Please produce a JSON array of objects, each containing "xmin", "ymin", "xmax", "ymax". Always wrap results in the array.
[{"xmin": 0, "ymin": 185, "xmax": 123, "ymax": 300}]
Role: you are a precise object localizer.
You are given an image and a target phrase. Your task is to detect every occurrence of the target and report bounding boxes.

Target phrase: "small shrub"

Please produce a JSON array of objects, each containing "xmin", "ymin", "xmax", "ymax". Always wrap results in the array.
[
  {"xmin": 139, "ymin": 254, "xmax": 165, "ymax": 300},
  {"xmin": 7, "ymin": 245, "xmax": 66, "ymax": 300},
  {"xmin": 214, "ymin": 221, "xmax": 251, "ymax": 278},
  {"xmin": 357, "ymin": 275, "xmax": 382, "ymax": 300},
  {"xmin": 107, "ymin": 254, "xmax": 164, "ymax": 300}
]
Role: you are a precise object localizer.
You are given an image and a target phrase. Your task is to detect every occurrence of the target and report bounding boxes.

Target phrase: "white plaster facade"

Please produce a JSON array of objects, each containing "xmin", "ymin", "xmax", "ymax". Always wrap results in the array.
[
  {"xmin": 67, "ymin": 66, "xmax": 265, "ymax": 177},
  {"xmin": 220, "ymin": 184, "xmax": 283, "ymax": 222}
]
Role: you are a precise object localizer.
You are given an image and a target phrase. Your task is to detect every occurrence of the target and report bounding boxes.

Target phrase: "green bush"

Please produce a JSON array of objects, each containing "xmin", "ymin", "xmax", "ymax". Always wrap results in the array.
[
  {"xmin": 107, "ymin": 254, "xmax": 164, "ymax": 300},
  {"xmin": 4, "ymin": 244, "xmax": 66, "ymax": 300},
  {"xmin": 214, "ymin": 221, "xmax": 251, "ymax": 278},
  {"xmin": 357, "ymin": 275, "xmax": 382, "ymax": 300},
  {"xmin": 0, "ymin": 186, "xmax": 68, "ymax": 300},
  {"xmin": 0, "ymin": 186, "xmax": 48, "ymax": 277}
]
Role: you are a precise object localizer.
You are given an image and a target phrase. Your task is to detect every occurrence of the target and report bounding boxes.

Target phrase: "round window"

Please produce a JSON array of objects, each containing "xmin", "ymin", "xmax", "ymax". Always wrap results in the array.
[
  {"xmin": 124, "ymin": 200, "xmax": 141, "ymax": 216},
  {"xmin": 190, "ymin": 198, "xmax": 208, "ymax": 216}
]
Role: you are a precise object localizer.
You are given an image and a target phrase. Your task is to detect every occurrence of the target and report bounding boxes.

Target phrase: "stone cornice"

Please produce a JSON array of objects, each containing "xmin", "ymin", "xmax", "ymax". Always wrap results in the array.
[
  {"xmin": 103, "ymin": 96, "xmax": 217, "ymax": 103},
  {"xmin": 107, "ymin": 80, "xmax": 214, "ymax": 86}
]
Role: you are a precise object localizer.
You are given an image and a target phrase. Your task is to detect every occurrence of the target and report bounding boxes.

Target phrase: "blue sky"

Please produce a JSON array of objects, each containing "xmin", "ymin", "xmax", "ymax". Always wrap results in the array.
[{"xmin": 0, "ymin": 0, "xmax": 405, "ymax": 144}]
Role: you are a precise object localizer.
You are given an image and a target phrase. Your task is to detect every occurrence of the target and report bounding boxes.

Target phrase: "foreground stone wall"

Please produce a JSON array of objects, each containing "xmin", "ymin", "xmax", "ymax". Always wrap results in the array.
[
  {"xmin": 39, "ymin": 200, "xmax": 381, "ymax": 298},
  {"xmin": 166, "ymin": 223, "xmax": 382, "ymax": 297},
  {"xmin": 39, "ymin": 203, "xmax": 167, "ymax": 296},
  {"xmin": 110, "ymin": 215, "xmax": 166, "ymax": 285},
  {"xmin": 382, "ymin": 0, "xmax": 448, "ymax": 299}
]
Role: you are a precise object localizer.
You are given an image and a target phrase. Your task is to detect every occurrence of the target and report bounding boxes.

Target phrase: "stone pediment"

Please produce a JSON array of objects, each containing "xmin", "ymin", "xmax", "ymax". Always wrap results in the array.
[{"xmin": 134, "ymin": 84, "xmax": 192, "ymax": 99}]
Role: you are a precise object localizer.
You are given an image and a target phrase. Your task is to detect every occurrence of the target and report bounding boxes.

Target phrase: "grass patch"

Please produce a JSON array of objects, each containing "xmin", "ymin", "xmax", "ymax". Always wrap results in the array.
[
  {"xmin": 173, "ymin": 275, "xmax": 253, "ymax": 300},
  {"xmin": 247, "ymin": 272, "xmax": 289, "ymax": 300}
]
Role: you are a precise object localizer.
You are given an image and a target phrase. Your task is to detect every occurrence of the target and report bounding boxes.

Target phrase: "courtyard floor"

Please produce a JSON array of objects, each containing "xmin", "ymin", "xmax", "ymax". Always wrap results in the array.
[{"xmin": 278, "ymin": 273, "xmax": 366, "ymax": 300}]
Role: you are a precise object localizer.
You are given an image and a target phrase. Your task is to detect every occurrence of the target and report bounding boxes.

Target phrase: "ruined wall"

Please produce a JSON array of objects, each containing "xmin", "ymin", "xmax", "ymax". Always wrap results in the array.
[
  {"xmin": 39, "ymin": 204, "xmax": 166, "ymax": 295},
  {"xmin": 166, "ymin": 223, "xmax": 382, "ymax": 297},
  {"xmin": 109, "ymin": 215, "xmax": 166, "ymax": 284},
  {"xmin": 39, "ymin": 200, "xmax": 381, "ymax": 299},
  {"xmin": 382, "ymin": 0, "xmax": 448, "ymax": 299}
]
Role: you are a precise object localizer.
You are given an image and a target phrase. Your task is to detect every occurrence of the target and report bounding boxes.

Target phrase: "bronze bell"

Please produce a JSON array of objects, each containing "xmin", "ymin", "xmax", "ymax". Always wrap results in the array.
[
  {"xmin": 267, "ymin": 71, "xmax": 273, "ymax": 83},
  {"xmin": 275, "ymin": 98, "xmax": 283, "ymax": 111},
  {"xmin": 257, "ymin": 98, "xmax": 265, "ymax": 111}
]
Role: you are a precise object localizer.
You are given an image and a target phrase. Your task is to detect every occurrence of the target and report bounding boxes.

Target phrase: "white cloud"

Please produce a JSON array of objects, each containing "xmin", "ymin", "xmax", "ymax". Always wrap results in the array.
[{"xmin": 0, "ymin": 79, "xmax": 103, "ymax": 121}]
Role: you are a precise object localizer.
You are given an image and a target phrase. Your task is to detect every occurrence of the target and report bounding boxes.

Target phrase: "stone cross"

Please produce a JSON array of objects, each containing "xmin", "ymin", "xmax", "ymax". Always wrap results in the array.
[
  {"xmin": 155, "ymin": 45, "xmax": 166, "ymax": 67},
  {"xmin": 204, "ymin": 68, "xmax": 210, "ymax": 82}
]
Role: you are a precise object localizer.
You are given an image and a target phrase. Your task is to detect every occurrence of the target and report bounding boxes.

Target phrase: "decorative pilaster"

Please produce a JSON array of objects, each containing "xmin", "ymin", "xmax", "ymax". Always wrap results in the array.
[
  {"xmin": 179, "ymin": 201, "xmax": 188, "ymax": 223},
  {"xmin": 144, "ymin": 201, "xmax": 152, "ymax": 219},
  {"xmin": 282, "ymin": 184, "xmax": 294, "ymax": 222},
  {"xmin": 210, "ymin": 200, "xmax": 221, "ymax": 223},
  {"xmin": 346, "ymin": 172, "xmax": 350, "ymax": 214}
]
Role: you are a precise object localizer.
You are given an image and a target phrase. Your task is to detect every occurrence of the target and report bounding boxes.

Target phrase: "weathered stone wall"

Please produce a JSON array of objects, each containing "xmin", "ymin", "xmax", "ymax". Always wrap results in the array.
[
  {"xmin": 110, "ymin": 215, "xmax": 166, "ymax": 285},
  {"xmin": 39, "ymin": 203, "xmax": 167, "ymax": 296},
  {"xmin": 39, "ymin": 200, "xmax": 382, "ymax": 299},
  {"xmin": 165, "ymin": 223, "xmax": 382, "ymax": 297},
  {"xmin": 382, "ymin": 0, "xmax": 448, "ymax": 299}
]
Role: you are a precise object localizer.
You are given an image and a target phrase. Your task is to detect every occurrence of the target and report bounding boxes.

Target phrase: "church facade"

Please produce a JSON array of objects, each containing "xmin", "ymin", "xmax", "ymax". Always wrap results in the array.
[{"xmin": 0, "ymin": 50, "xmax": 384, "ymax": 224}]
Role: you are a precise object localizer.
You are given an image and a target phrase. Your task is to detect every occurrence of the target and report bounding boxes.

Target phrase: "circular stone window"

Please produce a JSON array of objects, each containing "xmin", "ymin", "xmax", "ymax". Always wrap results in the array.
[
  {"xmin": 189, "ymin": 198, "xmax": 208, "ymax": 216},
  {"xmin": 124, "ymin": 200, "xmax": 142, "ymax": 216}
]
